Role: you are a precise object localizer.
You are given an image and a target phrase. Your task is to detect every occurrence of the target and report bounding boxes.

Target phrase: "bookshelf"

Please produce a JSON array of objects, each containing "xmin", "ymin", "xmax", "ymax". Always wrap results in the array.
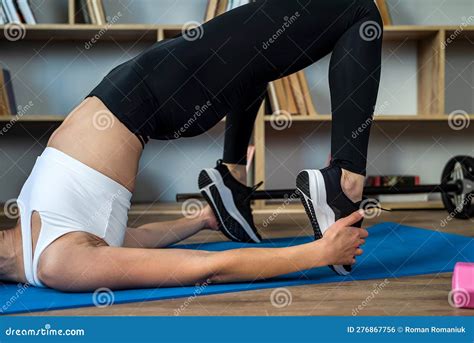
[{"xmin": 0, "ymin": 1, "xmax": 472, "ymax": 213}]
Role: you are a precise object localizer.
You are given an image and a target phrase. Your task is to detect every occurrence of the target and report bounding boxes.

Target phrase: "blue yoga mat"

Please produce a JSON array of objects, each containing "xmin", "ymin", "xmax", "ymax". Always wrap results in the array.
[{"xmin": 1, "ymin": 222, "xmax": 473, "ymax": 315}]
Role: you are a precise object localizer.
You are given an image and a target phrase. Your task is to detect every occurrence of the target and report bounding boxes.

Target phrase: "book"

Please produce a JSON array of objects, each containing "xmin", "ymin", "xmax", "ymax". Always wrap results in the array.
[
  {"xmin": 91, "ymin": 0, "xmax": 104, "ymax": 25},
  {"xmin": 267, "ymin": 82, "xmax": 280, "ymax": 114},
  {"xmin": 282, "ymin": 77, "xmax": 298, "ymax": 114},
  {"xmin": 375, "ymin": 0, "xmax": 392, "ymax": 26},
  {"xmin": 78, "ymin": 0, "xmax": 91, "ymax": 24},
  {"xmin": 273, "ymin": 79, "xmax": 287, "ymax": 113},
  {"xmin": 206, "ymin": 0, "xmax": 254, "ymax": 20},
  {"xmin": 17, "ymin": 0, "xmax": 36, "ymax": 24},
  {"xmin": 86, "ymin": 0, "xmax": 97, "ymax": 24},
  {"xmin": 267, "ymin": 72, "xmax": 316, "ymax": 116},
  {"xmin": 0, "ymin": 72, "xmax": 9, "ymax": 116},
  {"xmin": 215, "ymin": 0, "xmax": 228, "ymax": 17},
  {"xmin": 0, "ymin": 69, "xmax": 17, "ymax": 116},
  {"xmin": 204, "ymin": 0, "xmax": 218, "ymax": 22},
  {"xmin": 0, "ymin": 5, "xmax": 6, "ymax": 24},
  {"xmin": 95, "ymin": 0, "xmax": 106, "ymax": 24},
  {"xmin": 3, "ymin": 0, "xmax": 21, "ymax": 23},
  {"xmin": 289, "ymin": 73, "xmax": 306, "ymax": 115},
  {"xmin": 297, "ymin": 71, "xmax": 317, "ymax": 115}
]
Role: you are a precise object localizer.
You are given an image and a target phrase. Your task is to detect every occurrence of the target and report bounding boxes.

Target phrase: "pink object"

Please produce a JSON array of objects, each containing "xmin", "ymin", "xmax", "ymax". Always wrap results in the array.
[{"xmin": 451, "ymin": 262, "xmax": 474, "ymax": 309}]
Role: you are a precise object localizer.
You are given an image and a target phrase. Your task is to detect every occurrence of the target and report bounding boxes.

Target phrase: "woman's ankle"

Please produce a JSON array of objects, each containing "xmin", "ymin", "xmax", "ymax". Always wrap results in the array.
[
  {"xmin": 340, "ymin": 169, "xmax": 365, "ymax": 203},
  {"xmin": 223, "ymin": 163, "xmax": 247, "ymax": 186}
]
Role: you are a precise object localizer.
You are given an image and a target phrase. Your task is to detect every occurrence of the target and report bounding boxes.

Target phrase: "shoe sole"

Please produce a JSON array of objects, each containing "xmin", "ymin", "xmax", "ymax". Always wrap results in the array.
[
  {"xmin": 199, "ymin": 168, "xmax": 261, "ymax": 243},
  {"xmin": 296, "ymin": 170, "xmax": 350, "ymax": 276}
]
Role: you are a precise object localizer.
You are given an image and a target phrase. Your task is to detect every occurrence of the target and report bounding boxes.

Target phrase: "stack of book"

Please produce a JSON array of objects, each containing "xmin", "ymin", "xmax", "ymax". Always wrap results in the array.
[
  {"xmin": 77, "ymin": 0, "xmax": 107, "ymax": 25},
  {"xmin": 0, "ymin": 0, "xmax": 36, "ymax": 24},
  {"xmin": 0, "ymin": 68, "xmax": 16, "ymax": 116},
  {"xmin": 204, "ymin": 0, "xmax": 254, "ymax": 22},
  {"xmin": 267, "ymin": 72, "xmax": 317, "ymax": 116}
]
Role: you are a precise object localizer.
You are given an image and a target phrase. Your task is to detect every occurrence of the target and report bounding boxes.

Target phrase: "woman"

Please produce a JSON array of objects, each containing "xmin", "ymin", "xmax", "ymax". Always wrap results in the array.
[{"xmin": 1, "ymin": 0, "xmax": 380, "ymax": 291}]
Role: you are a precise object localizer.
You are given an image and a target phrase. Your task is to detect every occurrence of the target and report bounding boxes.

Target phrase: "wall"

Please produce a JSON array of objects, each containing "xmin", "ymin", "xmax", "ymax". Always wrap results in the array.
[{"xmin": 0, "ymin": 0, "xmax": 473, "ymax": 203}]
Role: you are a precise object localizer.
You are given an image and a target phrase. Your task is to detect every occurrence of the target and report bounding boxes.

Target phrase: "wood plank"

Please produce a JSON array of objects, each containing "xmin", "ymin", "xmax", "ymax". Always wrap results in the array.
[
  {"xmin": 1, "ymin": 25, "xmax": 470, "ymax": 42},
  {"xmin": 0, "ymin": 24, "xmax": 161, "ymax": 41},
  {"xmin": 417, "ymin": 31, "xmax": 444, "ymax": 116},
  {"xmin": 0, "ymin": 115, "xmax": 65, "ymax": 122},
  {"xmin": 264, "ymin": 114, "xmax": 474, "ymax": 122},
  {"xmin": 1, "ymin": 114, "xmax": 473, "ymax": 125}
]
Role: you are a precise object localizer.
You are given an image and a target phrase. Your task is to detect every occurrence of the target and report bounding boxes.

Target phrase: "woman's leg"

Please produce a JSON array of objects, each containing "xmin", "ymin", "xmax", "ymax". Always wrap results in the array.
[
  {"xmin": 199, "ymin": 0, "xmax": 382, "ymax": 243},
  {"xmin": 39, "ymin": 212, "xmax": 366, "ymax": 291},
  {"xmin": 222, "ymin": 83, "xmax": 268, "ymax": 184},
  {"xmin": 123, "ymin": 206, "xmax": 218, "ymax": 249}
]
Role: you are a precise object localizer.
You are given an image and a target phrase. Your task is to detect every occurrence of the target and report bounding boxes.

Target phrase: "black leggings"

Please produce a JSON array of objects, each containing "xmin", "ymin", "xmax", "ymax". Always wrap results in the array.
[{"xmin": 88, "ymin": 0, "xmax": 383, "ymax": 175}]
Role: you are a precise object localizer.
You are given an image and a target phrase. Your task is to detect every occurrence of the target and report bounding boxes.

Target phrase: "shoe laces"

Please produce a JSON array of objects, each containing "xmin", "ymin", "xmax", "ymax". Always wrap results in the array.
[
  {"xmin": 250, "ymin": 181, "xmax": 264, "ymax": 193},
  {"xmin": 360, "ymin": 196, "xmax": 392, "ymax": 212}
]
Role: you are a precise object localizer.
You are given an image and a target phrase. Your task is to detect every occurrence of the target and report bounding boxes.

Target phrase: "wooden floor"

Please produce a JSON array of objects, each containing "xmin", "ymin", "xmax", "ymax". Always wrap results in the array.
[{"xmin": 7, "ymin": 209, "xmax": 474, "ymax": 316}]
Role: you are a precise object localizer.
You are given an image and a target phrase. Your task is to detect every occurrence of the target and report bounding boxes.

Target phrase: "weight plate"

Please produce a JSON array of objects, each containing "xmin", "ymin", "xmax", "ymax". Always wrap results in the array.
[{"xmin": 441, "ymin": 156, "xmax": 474, "ymax": 219}]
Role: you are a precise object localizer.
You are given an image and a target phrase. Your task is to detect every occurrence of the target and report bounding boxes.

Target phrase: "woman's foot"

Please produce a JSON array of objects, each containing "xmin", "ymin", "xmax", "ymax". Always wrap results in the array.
[
  {"xmin": 198, "ymin": 160, "xmax": 262, "ymax": 243},
  {"xmin": 296, "ymin": 165, "xmax": 364, "ymax": 275},
  {"xmin": 201, "ymin": 205, "xmax": 220, "ymax": 231},
  {"xmin": 341, "ymin": 169, "xmax": 365, "ymax": 203}
]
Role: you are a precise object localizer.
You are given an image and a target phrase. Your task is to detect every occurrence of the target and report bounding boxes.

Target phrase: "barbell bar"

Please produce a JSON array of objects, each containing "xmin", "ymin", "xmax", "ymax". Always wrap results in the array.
[{"xmin": 176, "ymin": 156, "xmax": 474, "ymax": 219}]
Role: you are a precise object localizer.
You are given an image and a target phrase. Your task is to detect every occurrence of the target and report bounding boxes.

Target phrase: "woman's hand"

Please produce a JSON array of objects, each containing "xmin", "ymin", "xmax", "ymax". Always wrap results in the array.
[{"xmin": 320, "ymin": 210, "xmax": 368, "ymax": 266}]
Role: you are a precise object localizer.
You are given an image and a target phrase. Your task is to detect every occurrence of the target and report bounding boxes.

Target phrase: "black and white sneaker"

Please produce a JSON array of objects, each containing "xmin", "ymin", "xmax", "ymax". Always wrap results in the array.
[
  {"xmin": 296, "ymin": 165, "xmax": 363, "ymax": 276},
  {"xmin": 199, "ymin": 160, "xmax": 263, "ymax": 243}
]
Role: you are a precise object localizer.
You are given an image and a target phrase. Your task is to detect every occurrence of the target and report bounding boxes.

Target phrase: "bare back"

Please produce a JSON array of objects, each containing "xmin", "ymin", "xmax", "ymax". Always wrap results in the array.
[{"xmin": 47, "ymin": 97, "xmax": 143, "ymax": 193}]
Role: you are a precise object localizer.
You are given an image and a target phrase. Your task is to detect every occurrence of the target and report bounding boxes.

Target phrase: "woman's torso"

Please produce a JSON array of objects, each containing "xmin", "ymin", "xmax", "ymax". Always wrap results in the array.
[{"xmin": 47, "ymin": 97, "xmax": 143, "ymax": 192}]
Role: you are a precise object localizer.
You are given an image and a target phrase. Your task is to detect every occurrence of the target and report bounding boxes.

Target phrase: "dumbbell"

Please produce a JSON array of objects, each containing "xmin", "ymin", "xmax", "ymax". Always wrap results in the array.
[{"xmin": 176, "ymin": 156, "xmax": 474, "ymax": 219}]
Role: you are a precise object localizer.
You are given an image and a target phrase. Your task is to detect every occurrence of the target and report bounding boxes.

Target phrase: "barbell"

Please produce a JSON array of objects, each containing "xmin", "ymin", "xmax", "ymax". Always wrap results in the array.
[{"xmin": 176, "ymin": 156, "xmax": 474, "ymax": 219}]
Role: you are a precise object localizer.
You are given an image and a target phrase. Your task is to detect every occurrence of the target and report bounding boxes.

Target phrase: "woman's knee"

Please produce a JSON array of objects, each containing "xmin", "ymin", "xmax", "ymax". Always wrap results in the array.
[{"xmin": 360, "ymin": 0, "xmax": 384, "ymax": 28}]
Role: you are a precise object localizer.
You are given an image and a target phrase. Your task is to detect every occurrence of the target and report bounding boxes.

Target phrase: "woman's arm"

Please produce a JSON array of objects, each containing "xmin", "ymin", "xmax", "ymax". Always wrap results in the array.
[
  {"xmin": 39, "ymin": 211, "xmax": 366, "ymax": 292},
  {"xmin": 123, "ymin": 206, "xmax": 218, "ymax": 248}
]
